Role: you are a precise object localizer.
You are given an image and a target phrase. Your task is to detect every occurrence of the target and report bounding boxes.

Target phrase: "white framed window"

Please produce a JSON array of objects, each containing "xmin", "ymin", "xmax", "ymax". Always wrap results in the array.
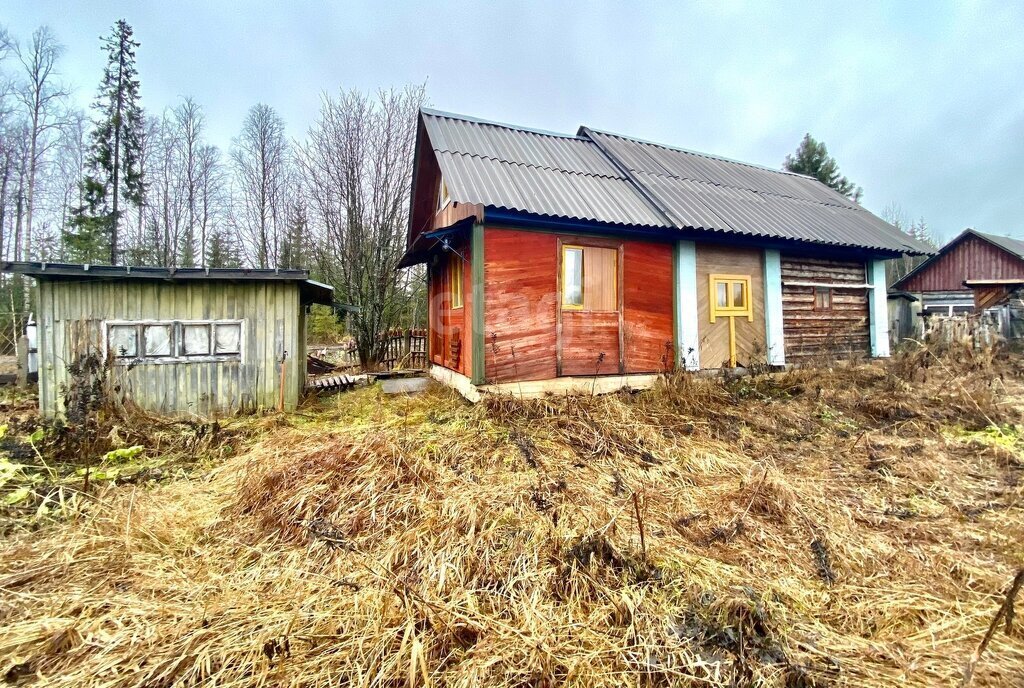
[
  {"xmin": 437, "ymin": 177, "xmax": 450, "ymax": 211},
  {"xmin": 105, "ymin": 319, "xmax": 245, "ymax": 364}
]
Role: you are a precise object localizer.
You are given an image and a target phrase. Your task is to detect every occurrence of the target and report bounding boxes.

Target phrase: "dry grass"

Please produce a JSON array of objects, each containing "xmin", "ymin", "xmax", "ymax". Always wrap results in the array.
[{"xmin": 1, "ymin": 344, "xmax": 1023, "ymax": 687}]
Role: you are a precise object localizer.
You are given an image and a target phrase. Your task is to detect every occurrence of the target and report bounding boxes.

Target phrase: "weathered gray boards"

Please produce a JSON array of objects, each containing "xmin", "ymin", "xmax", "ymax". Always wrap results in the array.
[{"xmin": 2, "ymin": 263, "xmax": 333, "ymax": 417}]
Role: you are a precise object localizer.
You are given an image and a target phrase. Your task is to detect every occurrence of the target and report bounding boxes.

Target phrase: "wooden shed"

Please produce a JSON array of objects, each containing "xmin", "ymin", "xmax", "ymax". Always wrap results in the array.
[
  {"xmin": 400, "ymin": 109, "xmax": 932, "ymax": 399},
  {"xmin": 2, "ymin": 263, "xmax": 333, "ymax": 417}
]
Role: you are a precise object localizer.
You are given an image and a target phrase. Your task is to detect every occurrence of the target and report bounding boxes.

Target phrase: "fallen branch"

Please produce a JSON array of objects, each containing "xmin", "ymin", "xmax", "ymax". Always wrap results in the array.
[{"xmin": 962, "ymin": 568, "xmax": 1024, "ymax": 687}]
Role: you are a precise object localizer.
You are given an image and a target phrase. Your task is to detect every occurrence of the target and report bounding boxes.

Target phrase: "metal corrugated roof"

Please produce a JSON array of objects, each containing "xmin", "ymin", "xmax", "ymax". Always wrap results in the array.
[
  {"xmin": 974, "ymin": 230, "xmax": 1024, "ymax": 261},
  {"xmin": 419, "ymin": 109, "xmax": 932, "ymax": 254},
  {"xmin": 423, "ymin": 110, "xmax": 668, "ymax": 228}
]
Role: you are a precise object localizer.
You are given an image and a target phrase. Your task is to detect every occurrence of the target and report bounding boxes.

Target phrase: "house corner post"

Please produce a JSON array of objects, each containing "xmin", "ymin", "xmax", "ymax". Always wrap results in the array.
[
  {"xmin": 763, "ymin": 249, "xmax": 786, "ymax": 366},
  {"xmin": 674, "ymin": 240, "xmax": 700, "ymax": 370},
  {"xmin": 471, "ymin": 223, "xmax": 485, "ymax": 385},
  {"xmin": 868, "ymin": 258, "xmax": 890, "ymax": 358}
]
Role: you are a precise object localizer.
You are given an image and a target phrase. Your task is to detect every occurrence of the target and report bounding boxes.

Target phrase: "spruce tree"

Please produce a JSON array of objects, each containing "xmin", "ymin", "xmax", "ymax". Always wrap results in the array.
[
  {"xmin": 66, "ymin": 19, "xmax": 144, "ymax": 264},
  {"xmin": 783, "ymin": 133, "xmax": 863, "ymax": 202}
]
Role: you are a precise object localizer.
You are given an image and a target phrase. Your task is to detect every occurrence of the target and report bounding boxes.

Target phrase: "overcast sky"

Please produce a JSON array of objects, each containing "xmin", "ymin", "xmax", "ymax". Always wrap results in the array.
[{"xmin": 6, "ymin": 0, "xmax": 1023, "ymax": 243}]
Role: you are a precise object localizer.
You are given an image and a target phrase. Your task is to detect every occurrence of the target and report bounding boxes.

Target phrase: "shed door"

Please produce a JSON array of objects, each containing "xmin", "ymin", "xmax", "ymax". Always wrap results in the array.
[{"xmin": 557, "ymin": 240, "xmax": 623, "ymax": 376}]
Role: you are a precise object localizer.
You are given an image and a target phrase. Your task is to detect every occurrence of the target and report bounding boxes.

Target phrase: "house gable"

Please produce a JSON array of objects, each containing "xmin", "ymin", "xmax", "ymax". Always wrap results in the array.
[{"xmin": 893, "ymin": 230, "xmax": 1024, "ymax": 292}]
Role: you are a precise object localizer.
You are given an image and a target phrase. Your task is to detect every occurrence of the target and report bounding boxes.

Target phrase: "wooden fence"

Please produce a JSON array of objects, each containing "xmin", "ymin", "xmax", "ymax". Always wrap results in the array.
[{"xmin": 311, "ymin": 328, "xmax": 427, "ymax": 371}]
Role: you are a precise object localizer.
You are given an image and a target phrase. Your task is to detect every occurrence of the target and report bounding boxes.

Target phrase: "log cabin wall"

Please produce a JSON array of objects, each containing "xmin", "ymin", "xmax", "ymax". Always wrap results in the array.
[
  {"xmin": 696, "ymin": 244, "xmax": 766, "ymax": 368},
  {"xmin": 781, "ymin": 255, "xmax": 870, "ymax": 360},
  {"xmin": 482, "ymin": 227, "xmax": 675, "ymax": 383},
  {"xmin": 898, "ymin": 234, "xmax": 1024, "ymax": 292}
]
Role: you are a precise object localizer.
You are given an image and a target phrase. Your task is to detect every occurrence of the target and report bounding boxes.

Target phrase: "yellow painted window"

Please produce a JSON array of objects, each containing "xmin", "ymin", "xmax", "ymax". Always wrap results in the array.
[
  {"xmin": 562, "ymin": 244, "xmax": 617, "ymax": 311},
  {"xmin": 709, "ymin": 274, "xmax": 753, "ymax": 322},
  {"xmin": 450, "ymin": 254, "xmax": 463, "ymax": 309}
]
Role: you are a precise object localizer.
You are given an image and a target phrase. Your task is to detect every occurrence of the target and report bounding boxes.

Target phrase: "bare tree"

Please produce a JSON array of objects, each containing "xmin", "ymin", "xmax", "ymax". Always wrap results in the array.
[
  {"xmin": 13, "ymin": 26, "xmax": 68, "ymax": 262},
  {"xmin": 173, "ymin": 96, "xmax": 203, "ymax": 265},
  {"xmin": 299, "ymin": 84, "xmax": 425, "ymax": 366},
  {"xmin": 231, "ymin": 103, "xmax": 290, "ymax": 268}
]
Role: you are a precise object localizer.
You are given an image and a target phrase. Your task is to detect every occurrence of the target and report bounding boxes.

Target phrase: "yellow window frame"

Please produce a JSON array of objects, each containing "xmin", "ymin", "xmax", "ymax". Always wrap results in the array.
[
  {"xmin": 709, "ymin": 274, "xmax": 753, "ymax": 323},
  {"xmin": 561, "ymin": 244, "xmax": 585, "ymax": 310},
  {"xmin": 450, "ymin": 254, "xmax": 463, "ymax": 309}
]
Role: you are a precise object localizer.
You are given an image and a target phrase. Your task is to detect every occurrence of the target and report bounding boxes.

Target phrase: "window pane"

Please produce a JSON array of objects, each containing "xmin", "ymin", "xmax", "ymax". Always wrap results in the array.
[
  {"xmin": 214, "ymin": 323, "xmax": 241, "ymax": 354},
  {"xmin": 716, "ymin": 281, "xmax": 728, "ymax": 308},
  {"xmin": 583, "ymin": 246, "xmax": 617, "ymax": 311},
  {"xmin": 451, "ymin": 257, "xmax": 463, "ymax": 308},
  {"xmin": 182, "ymin": 324, "xmax": 211, "ymax": 355},
  {"xmin": 563, "ymin": 248, "xmax": 583, "ymax": 306},
  {"xmin": 732, "ymin": 282, "xmax": 746, "ymax": 309},
  {"xmin": 109, "ymin": 325, "xmax": 137, "ymax": 357},
  {"xmin": 814, "ymin": 287, "xmax": 830, "ymax": 310},
  {"xmin": 144, "ymin": 325, "xmax": 172, "ymax": 356}
]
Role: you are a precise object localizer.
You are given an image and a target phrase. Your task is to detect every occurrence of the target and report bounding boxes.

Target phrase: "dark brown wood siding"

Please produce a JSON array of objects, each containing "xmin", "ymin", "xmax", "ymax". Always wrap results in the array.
[
  {"xmin": 897, "ymin": 234, "xmax": 1024, "ymax": 292},
  {"xmin": 781, "ymin": 255, "xmax": 869, "ymax": 359}
]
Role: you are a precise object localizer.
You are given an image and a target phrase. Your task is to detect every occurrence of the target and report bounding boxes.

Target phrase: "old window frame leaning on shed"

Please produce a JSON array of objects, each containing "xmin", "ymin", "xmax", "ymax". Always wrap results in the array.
[{"xmin": 104, "ymin": 319, "xmax": 245, "ymax": 364}]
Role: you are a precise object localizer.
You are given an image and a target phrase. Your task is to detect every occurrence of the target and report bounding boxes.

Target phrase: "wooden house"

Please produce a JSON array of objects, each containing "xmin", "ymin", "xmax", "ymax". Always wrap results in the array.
[
  {"xmin": 2, "ymin": 263, "xmax": 333, "ymax": 417},
  {"xmin": 400, "ymin": 109, "xmax": 931, "ymax": 399}
]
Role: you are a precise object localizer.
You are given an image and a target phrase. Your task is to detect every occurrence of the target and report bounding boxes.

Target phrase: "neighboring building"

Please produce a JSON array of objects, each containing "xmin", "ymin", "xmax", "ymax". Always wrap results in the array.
[
  {"xmin": 891, "ymin": 229, "xmax": 1024, "ymax": 340},
  {"xmin": 892, "ymin": 229, "xmax": 1024, "ymax": 314},
  {"xmin": 400, "ymin": 109, "xmax": 931, "ymax": 398},
  {"xmin": 2, "ymin": 263, "xmax": 333, "ymax": 417}
]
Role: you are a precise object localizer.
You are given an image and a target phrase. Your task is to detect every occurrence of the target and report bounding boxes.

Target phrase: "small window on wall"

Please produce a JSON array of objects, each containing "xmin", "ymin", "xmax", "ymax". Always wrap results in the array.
[
  {"xmin": 105, "ymin": 320, "xmax": 244, "ymax": 364},
  {"xmin": 561, "ymin": 244, "xmax": 617, "ymax": 311},
  {"xmin": 109, "ymin": 325, "xmax": 138, "ymax": 358},
  {"xmin": 709, "ymin": 274, "xmax": 753, "ymax": 322},
  {"xmin": 438, "ymin": 178, "xmax": 450, "ymax": 211},
  {"xmin": 182, "ymin": 323, "xmax": 212, "ymax": 356},
  {"xmin": 814, "ymin": 287, "xmax": 832, "ymax": 311},
  {"xmin": 450, "ymin": 254, "xmax": 464, "ymax": 309}
]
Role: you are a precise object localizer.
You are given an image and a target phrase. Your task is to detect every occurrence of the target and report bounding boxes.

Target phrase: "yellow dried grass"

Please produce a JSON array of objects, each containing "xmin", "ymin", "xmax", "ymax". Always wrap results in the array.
[{"xmin": 1, "ymin": 347, "xmax": 1023, "ymax": 686}]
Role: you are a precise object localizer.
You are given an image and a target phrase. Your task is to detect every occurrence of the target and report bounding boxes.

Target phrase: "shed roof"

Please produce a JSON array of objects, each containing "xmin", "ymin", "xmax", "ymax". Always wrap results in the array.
[
  {"xmin": 0, "ymin": 262, "xmax": 335, "ymax": 305},
  {"xmin": 890, "ymin": 228, "xmax": 1024, "ymax": 290},
  {"xmin": 417, "ymin": 108, "xmax": 933, "ymax": 256}
]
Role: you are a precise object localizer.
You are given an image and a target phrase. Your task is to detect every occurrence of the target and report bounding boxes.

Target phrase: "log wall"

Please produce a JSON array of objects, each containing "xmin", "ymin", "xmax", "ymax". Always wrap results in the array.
[{"xmin": 781, "ymin": 255, "xmax": 869, "ymax": 360}]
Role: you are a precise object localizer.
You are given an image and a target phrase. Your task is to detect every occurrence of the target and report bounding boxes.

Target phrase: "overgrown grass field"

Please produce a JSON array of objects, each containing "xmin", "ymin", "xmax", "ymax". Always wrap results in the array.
[{"xmin": 1, "ymin": 345, "xmax": 1023, "ymax": 687}]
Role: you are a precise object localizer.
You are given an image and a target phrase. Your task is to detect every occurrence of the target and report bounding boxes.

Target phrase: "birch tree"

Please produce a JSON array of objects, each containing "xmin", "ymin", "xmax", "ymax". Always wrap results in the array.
[
  {"xmin": 13, "ymin": 26, "xmax": 68, "ymax": 261},
  {"xmin": 231, "ymin": 103, "xmax": 289, "ymax": 269}
]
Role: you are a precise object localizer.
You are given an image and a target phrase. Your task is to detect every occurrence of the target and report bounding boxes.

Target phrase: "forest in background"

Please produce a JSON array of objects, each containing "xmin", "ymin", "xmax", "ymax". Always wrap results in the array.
[{"xmin": 0, "ymin": 21, "xmax": 426, "ymax": 364}]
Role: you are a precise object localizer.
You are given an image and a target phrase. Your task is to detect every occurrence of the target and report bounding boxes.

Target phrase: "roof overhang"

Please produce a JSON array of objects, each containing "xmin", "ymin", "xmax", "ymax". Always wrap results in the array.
[{"xmin": 397, "ymin": 216, "xmax": 475, "ymax": 268}]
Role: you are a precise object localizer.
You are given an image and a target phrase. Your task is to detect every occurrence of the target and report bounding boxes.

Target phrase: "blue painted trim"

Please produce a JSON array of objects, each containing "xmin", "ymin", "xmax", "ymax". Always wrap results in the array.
[
  {"xmin": 868, "ymin": 259, "xmax": 890, "ymax": 357},
  {"xmin": 763, "ymin": 250, "xmax": 786, "ymax": 366},
  {"xmin": 675, "ymin": 241, "xmax": 700, "ymax": 370}
]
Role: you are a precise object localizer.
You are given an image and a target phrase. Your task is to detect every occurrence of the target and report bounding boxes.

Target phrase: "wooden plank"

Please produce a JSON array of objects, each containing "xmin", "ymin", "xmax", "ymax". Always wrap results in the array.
[{"xmin": 484, "ymin": 228, "xmax": 559, "ymax": 383}]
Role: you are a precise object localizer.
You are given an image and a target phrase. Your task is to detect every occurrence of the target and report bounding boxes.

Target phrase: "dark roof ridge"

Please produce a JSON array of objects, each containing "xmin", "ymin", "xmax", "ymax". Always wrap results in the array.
[
  {"xmin": 580, "ymin": 125, "xmax": 821, "ymax": 182},
  {"xmin": 433, "ymin": 149, "xmax": 627, "ymax": 181}
]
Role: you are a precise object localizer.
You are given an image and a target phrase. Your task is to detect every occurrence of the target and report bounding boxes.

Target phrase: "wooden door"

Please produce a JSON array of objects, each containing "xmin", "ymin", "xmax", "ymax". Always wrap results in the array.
[{"xmin": 557, "ymin": 239, "xmax": 624, "ymax": 376}]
